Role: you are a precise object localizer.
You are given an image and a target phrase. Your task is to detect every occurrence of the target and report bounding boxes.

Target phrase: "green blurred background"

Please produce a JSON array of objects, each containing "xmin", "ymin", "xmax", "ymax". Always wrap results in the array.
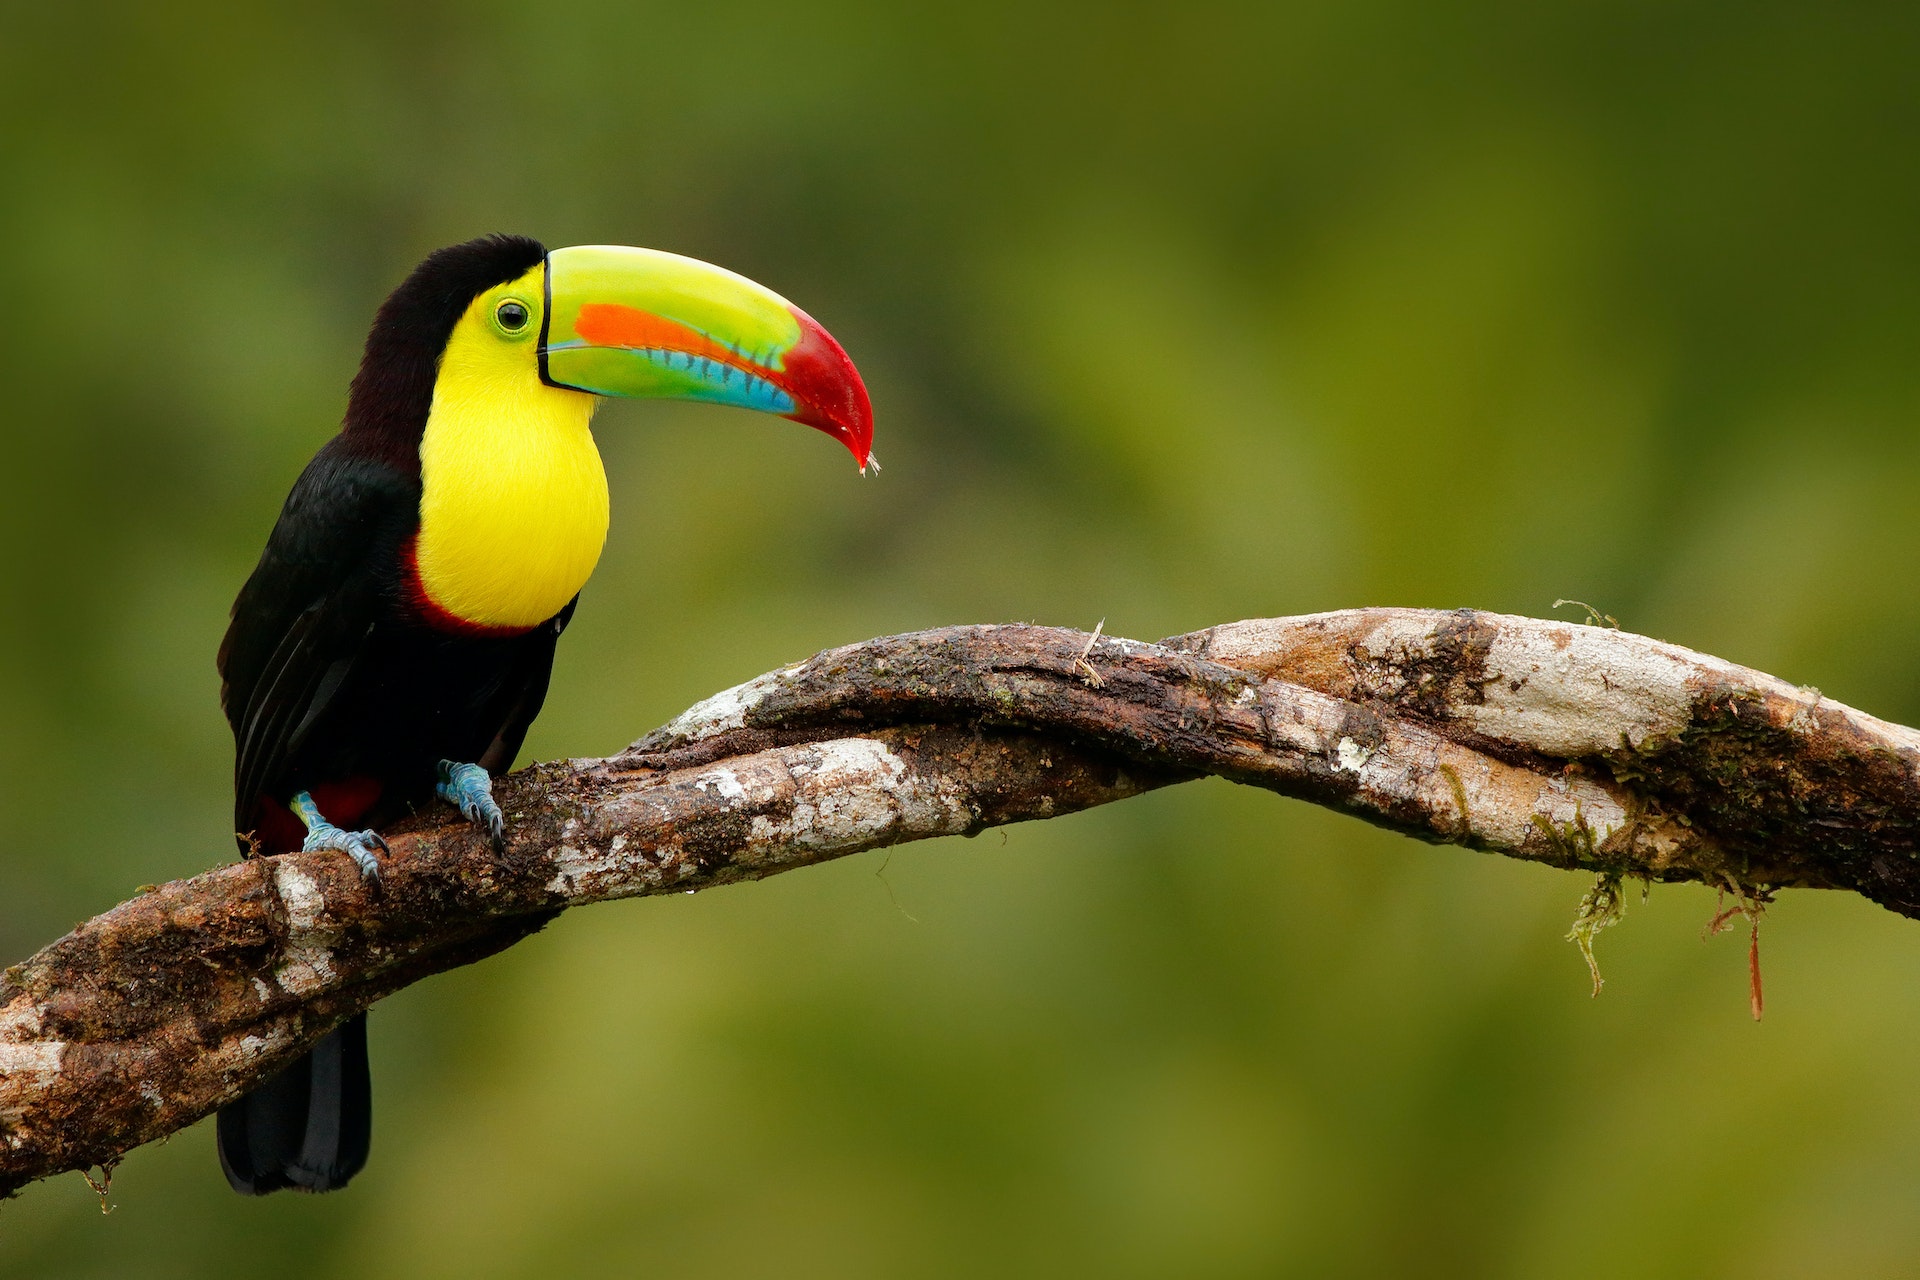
[{"xmin": 6, "ymin": 2, "xmax": 1920, "ymax": 1275}]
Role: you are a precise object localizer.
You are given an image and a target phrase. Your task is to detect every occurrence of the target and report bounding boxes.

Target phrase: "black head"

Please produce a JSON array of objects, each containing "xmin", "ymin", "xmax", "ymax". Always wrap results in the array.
[{"xmin": 343, "ymin": 234, "xmax": 548, "ymax": 465}]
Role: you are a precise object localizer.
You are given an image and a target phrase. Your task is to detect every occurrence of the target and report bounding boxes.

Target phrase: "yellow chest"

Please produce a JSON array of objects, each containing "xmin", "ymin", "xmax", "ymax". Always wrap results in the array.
[{"xmin": 413, "ymin": 372, "xmax": 608, "ymax": 631}]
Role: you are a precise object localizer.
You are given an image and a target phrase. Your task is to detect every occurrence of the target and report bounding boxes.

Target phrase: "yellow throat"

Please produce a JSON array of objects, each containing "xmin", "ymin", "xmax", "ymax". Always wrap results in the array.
[{"xmin": 415, "ymin": 265, "xmax": 608, "ymax": 631}]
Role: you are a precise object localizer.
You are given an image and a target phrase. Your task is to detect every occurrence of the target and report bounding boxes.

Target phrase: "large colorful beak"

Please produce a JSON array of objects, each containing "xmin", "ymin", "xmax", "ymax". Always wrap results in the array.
[{"xmin": 539, "ymin": 244, "xmax": 874, "ymax": 470}]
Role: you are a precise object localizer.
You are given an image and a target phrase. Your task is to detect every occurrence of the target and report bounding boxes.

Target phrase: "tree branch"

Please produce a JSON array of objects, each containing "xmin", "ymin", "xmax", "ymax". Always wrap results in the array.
[{"xmin": 5, "ymin": 609, "xmax": 1918, "ymax": 1194}]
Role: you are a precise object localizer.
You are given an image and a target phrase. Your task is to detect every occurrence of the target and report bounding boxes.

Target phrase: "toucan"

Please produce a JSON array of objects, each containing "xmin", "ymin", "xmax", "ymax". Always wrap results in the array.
[{"xmin": 214, "ymin": 235, "xmax": 874, "ymax": 1194}]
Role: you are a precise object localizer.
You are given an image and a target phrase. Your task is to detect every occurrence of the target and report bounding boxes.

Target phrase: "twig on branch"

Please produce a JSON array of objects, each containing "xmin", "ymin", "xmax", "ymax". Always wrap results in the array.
[{"xmin": 3, "ymin": 609, "xmax": 1918, "ymax": 1195}]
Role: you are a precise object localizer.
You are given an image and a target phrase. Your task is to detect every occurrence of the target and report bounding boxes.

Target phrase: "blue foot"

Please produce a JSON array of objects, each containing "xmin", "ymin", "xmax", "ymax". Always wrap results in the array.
[
  {"xmin": 290, "ymin": 792, "xmax": 389, "ymax": 880},
  {"xmin": 437, "ymin": 761, "xmax": 504, "ymax": 851}
]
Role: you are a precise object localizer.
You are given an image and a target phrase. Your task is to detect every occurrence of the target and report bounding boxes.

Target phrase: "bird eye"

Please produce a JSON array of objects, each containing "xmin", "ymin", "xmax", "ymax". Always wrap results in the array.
[{"xmin": 495, "ymin": 300, "xmax": 530, "ymax": 332}]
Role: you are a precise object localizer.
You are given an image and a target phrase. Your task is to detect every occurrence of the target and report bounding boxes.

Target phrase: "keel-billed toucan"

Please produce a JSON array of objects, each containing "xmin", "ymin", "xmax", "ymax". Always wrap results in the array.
[{"xmin": 215, "ymin": 235, "xmax": 874, "ymax": 1194}]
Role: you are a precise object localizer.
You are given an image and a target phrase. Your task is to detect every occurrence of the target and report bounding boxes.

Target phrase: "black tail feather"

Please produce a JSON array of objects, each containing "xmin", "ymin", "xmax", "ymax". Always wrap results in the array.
[{"xmin": 217, "ymin": 1014, "xmax": 371, "ymax": 1194}]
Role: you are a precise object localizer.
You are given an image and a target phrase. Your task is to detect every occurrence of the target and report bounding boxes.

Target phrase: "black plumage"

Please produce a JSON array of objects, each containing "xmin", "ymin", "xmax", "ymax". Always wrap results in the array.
[{"xmin": 215, "ymin": 236, "xmax": 565, "ymax": 1195}]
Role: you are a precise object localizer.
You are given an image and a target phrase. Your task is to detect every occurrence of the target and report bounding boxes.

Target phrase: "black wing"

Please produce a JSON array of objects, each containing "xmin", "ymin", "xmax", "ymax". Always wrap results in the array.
[
  {"xmin": 219, "ymin": 438, "xmax": 418, "ymax": 842},
  {"xmin": 476, "ymin": 596, "xmax": 576, "ymax": 775}
]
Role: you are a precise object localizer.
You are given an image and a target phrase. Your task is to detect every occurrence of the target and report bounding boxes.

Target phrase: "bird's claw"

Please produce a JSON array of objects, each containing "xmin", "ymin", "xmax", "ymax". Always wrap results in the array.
[
  {"xmin": 302, "ymin": 823, "xmax": 389, "ymax": 880},
  {"xmin": 437, "ymin": 761, "xmax": 505, "ymax": 852}
]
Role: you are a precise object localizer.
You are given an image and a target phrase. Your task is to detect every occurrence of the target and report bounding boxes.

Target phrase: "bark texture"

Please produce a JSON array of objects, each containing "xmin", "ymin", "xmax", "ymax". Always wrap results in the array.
[{"xmin": 4, "ymin": 609, "xmax": 1918, "ymax": 1195}]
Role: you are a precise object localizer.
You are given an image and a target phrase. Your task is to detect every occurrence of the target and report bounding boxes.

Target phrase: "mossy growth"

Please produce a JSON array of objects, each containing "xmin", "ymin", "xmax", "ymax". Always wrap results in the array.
[
  {"xmin": 1566, "ymin": 870, "xmax": 1627, "ymax": 997},
  {"xmin": 1704, "ymin": 878, "xmax": 1775, "ymax": 1020},
  {"xmin": 1551, "ymin": 598, "xmax": 1620, "ymax": 629},
  {"xmin": 1531, "ymin": 807, "xmax": 1601, "ymax": 864},
  {"xmin": 1437, "ymin": 762, "xmax": 1471, "ymax": 838}
]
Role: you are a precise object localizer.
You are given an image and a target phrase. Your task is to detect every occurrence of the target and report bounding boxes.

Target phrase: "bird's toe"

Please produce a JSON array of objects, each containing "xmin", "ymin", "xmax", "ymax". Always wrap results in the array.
[{"xmin": 437, "ymin": 760, "xmax": 506, "ymax": 850}]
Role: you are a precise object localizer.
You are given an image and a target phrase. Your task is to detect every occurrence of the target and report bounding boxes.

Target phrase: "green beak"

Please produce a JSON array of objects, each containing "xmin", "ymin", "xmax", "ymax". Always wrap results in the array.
[{"xmin": 539, "ymin": 244, "xmax": 874, "ymax": 469}]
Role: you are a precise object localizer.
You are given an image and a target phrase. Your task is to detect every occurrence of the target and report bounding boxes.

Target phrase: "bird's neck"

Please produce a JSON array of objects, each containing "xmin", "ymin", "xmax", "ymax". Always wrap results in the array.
[{"xmin": 410, "ymin": 369, "xmax": 607, "ymax": 633}]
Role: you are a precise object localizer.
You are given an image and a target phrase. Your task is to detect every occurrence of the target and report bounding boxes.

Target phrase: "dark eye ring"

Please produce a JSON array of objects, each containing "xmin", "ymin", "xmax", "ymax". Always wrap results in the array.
[{"xmin": 496, "ymin": 300, "xmax": 530, "ymax": 332}]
